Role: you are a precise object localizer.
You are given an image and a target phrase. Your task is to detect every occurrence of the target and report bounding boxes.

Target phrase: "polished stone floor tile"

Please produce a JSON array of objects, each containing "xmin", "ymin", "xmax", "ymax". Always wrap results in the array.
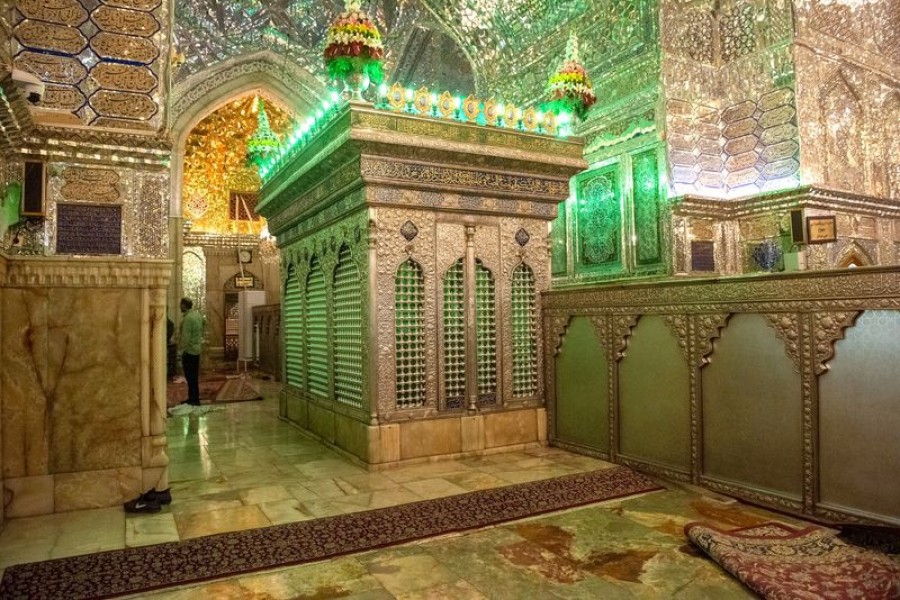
[
  {"xmin": 175, "ymin": 504, "xmax": 270, "ymax": 539},
  {"xmin": 125, "ymin": 512, "xmax": 180, "ymax": 547},
  {"xmin": 0, "ymin": 375, "xmax": 813, "ymax": 599}
]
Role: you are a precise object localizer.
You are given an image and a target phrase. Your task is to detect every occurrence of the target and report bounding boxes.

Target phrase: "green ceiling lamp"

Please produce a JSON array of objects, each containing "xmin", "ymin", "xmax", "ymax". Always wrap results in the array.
[
  {"xmin": 247, "ymin": 97, "xmax": 281, "ymax": 168},
  {"xmin": 545, "ymin": 32, "xmax": 596, "ymax": 122}
]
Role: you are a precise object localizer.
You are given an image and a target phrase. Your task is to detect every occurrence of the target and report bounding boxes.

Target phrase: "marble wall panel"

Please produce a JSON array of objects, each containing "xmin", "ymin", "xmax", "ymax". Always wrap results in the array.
[{"xmin": 2, "ymin": 287, "xmax": 142, "ymax": 477}]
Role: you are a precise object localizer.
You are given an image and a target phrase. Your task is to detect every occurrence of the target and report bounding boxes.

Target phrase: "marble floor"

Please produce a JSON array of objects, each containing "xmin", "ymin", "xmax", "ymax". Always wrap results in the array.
[{"xmin": 0, "ymin": 375, "xmax": 809, "ymax": 598}]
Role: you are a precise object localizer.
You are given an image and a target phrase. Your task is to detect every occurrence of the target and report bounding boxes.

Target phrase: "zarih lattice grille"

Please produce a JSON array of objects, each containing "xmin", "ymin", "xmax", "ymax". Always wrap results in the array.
[
  {"xmin": 442, "ymin": 258, "xmax": 465, "ymax": 410},
  {"xmin": 511, "ymin": 262, "xmax": 538, "ymax": 397},
  {"xmin": 395, "ymin": 258, "xmax": 426, "ymax": 409},
  {"xmin": 283, "ymin": 267, "xmax": 304, "ymax": 389},
  {"xmin": 306, "ymin": 257, "xmax": 328, "ymax": 398},
  {"xmin": 475, "ymin": 259, "xmax": 497, "ymax": 406},
  {"xmin": 333, "ymin": 246, "xmax": 363, "ymax": 409}
]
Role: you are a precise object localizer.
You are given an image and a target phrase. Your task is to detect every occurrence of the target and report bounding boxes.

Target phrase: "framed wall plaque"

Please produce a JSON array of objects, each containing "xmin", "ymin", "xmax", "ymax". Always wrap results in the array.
[
  {"xmin": 807, "ymin": 216, "xmax": 837, "ymax": 244},
  {"xmin": 56, "ymin": 203, "xmax": 122, "ymax": 255}
]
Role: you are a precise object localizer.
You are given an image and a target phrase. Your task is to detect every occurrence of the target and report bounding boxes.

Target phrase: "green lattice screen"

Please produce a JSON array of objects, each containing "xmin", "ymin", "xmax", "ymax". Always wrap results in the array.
[
  {"xmin": 283, "ymin": 267, "xmax": 303, "ymax": 389},
  {"xmin": 475, "ymin": 260, "xmax": 497, "ymax": 406},
  {"xmin": 396, "ymin": 258, "xmax": 426, "ymax": 408},
  {"xmin": 632, "ymin": 149, "xmax": 662, "ymax": 265},
  {"xmin": 511, "ymin": 263, "xmax": 538, "ymax": 397},
  {"xmin": 306, "ymin": 257, "xmax": 328, "ymax": 398},
  {"xmin": 334, "ymin": 246, "xmax": 363, "ymax": 409},
  {"xmin": 442, "ymin": 258, "xmax": 465, "ymax": 410},
  {"xmin": 577, "ymin": 167, "xmax": 621, "ymax": 272},
  {"xmin": 551, "ymin": 207, "xmax": 567, "ymax": 276}
]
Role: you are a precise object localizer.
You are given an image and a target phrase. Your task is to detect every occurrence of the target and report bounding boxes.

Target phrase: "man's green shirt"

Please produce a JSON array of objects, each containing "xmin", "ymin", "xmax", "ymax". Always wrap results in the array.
[{"xmin": 179, "ymin": 309, "xmax": 204, "ymax": 356}]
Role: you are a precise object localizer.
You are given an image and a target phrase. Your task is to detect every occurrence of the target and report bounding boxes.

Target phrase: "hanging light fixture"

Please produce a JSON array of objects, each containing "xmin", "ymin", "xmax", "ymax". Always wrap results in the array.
[{"xmin": 247, "ymin": 96, "xmax": 282, "ymax": 168}]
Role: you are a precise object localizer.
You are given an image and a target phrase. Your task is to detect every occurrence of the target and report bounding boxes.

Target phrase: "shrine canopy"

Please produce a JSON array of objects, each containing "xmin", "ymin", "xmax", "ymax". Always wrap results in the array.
[{"xmin": 256, "ymin": 93, "xmax": 586, "ymax": 245}]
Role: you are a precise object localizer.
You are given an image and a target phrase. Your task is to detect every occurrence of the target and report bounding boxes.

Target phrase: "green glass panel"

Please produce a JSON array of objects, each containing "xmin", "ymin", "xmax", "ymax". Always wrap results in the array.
[
  {"xmin": 306, "ymin": 258, "xmax": 328, "ymax": 398},
  {"xmin": 334, "ymin": 246, "xmax": 363, "ymax": 409},
  {"xmin": 442, "ymin": 258, "xmax": 465, "ymax": 410},
  {"xmin": 511, "ymin": 263, "xmax": 538, "ymax": 397},
  {"xmin": 395, "ymin": 259, "xmax": 426, "ymax": 409},
  {"xmin": 551, "ymin": 205, "xmax": 568, "ymax": 276},
  {"xmin": 577, "ymin": 168, "xmax": 621, "ymax": 269},
  {"xmin": 283, "ymin": 267, "xmax": 303, "ymax": 389},
  {"xmin": 475, "ymin": 260, "xmax": 497, "ymax": 406},
  {"xmin": 632, "ymin": 149, "xmax": 662, "ymax": 265}
]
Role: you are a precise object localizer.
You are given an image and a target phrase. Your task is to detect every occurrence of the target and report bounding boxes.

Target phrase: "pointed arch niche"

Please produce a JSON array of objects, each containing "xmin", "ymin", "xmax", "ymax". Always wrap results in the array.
[{"xmin": 167, "ymin": 51, "xmax": 326, "ymax": 314}]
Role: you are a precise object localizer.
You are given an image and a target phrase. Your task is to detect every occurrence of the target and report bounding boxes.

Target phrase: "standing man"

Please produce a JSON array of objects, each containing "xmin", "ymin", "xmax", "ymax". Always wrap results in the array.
[{"xmin": 179, "ymin": 297, "xmax": 204, "ymax": 406}]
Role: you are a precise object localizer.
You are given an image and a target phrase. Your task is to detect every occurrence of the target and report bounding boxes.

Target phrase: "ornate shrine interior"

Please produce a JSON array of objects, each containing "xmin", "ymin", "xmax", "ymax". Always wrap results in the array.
[{"xmin": 0, "ymin": 0, "xmax": 898, "ymax": 596}]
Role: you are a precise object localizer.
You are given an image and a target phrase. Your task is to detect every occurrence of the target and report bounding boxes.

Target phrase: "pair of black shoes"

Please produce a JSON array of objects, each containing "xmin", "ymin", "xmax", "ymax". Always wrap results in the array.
[{"xmin": 124, "ymin": 488, "xmax": 172, "ymax": 513}]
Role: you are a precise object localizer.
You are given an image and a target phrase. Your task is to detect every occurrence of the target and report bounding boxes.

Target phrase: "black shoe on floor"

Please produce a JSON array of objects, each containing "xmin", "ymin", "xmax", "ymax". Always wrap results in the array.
[
  {"xmin": 124, "ymin": 494, "xmax": 161, "ymax": 514},
  {"xmin": 146, "ymin": 488, "xmax": 172, "ymax": 505}
]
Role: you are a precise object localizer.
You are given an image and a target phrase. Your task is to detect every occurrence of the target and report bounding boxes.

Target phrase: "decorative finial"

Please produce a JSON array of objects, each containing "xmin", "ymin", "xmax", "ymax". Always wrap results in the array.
[
  {"xmin": 564, "ymin": 32, "xmax": 579, "ymax": 65},
  {"xmin": 544, "ymin": 30, "xmax": 596, "ymax": 121},
  {"xmin": 325, "ymin": 0, "xmax": 385, "ymax": 99}
]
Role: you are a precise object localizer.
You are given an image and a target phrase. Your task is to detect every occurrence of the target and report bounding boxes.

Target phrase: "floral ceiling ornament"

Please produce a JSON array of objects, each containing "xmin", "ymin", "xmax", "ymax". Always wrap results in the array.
[
  {"xmin": 324, "ymin": 0, "xmax": 385, "ymax": 100},
  {"xmin": 545, "ymin": 32, "xmax": 596, "ymax": 122},
  {"xmin": 246, "ymin": 97, "xmax": 282, "ymax": 167}
]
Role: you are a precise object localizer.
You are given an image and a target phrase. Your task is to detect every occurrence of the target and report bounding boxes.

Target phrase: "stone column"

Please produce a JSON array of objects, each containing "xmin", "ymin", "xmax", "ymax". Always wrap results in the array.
[{"xmin": 142, "ymin": 286, "xmax": 169, "ymax": 492}]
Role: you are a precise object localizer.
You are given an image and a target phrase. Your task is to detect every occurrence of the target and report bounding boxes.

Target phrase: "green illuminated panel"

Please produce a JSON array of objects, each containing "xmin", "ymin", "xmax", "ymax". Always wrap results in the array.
[
  {"xmin": 306, "ymin": 258, "xmax": 328, "ymax": 398},
  {"xmin": 396, "ymin": 259, "xmax": 426, "ymax": 409},
  {"xmin": 551, "ymin": 206, "xmax": 568, "ymax": 276},
  {"xmin": 576, "ymin": 167, "xmax": 621, "ymax": 272},
  {"xmin": 443, "ymin": 258, "xmax": 465, "ymax": 410},
  {"xmin": 334, "ymin": 246, "xmax": 363, "ymax": 409},
  {"xmin": 632, "ymin": 149, "xmax": 662, "ymax": 265},
  {"xmin": 283, "ymin": 267, "xmax": 303, "ymax": 389},
  {"xmin": 475, "ymin": 260, "xmax": 497, "ymax": 406},
  {"xmin": 511, "ymin": 263, "xmax": 538, "ymax": 397}
]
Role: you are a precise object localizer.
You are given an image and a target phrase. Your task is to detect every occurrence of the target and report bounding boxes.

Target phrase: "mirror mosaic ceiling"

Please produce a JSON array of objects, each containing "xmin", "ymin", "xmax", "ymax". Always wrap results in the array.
[{"xmin": 173, "ymin": 0, "xmax": 652, "ymax": 104}]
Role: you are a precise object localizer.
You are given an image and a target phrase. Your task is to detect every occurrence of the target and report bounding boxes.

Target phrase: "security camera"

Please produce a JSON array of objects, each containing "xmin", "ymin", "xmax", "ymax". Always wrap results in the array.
[{"xmin": 11, "ymin": 69, "xmax": 45, "ymax": 104}]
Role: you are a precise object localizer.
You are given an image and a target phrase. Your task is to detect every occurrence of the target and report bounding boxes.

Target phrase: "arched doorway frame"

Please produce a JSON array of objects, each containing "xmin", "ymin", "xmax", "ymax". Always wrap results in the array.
[{"xmin": 166, "ymin": 50, "xmax": 328, "ymax": 313}]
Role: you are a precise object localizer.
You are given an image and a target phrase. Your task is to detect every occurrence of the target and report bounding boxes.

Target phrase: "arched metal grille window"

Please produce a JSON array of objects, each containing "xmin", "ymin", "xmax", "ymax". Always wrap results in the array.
[
  {"xmin": 395, "ymin": 258, "xmax": 426, "ymax": 409},
  {"xmin": 511, "ymin": 262, "xmax": 538, "ymax": 397},
  {"xmin": 475, "ymin": 260, "xmax": 497, "ymax": 405},
  {"xmin": 442, "ymin": 258, "xmax": 465, "ymax": 409},
  {"xmin": 283, "ymin": 266, "xmax": 303, "ymax": 389},
  {"xmin": 333, "ymin": 246, "xmax": 363, "ymax": 409},
  {"xmin": 306, "ymin": 257, "xmax": 328, "ymax": 398}
]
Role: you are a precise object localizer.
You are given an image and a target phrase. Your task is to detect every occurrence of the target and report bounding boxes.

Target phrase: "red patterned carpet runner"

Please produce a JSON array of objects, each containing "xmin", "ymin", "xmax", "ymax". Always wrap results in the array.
[
  {"xmin": 686, "ymin": 521, "xmax": 900, "ymax": 600},
  {"xmin": 0, "ymin": 466, "xmax": 659, "ymax": 600}
]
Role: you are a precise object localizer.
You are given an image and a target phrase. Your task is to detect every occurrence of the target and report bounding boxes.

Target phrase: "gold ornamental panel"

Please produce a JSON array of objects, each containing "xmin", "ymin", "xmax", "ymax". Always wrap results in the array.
[
  {"xmin": 89, "ymin": 63, "xmax": 157, "ymax": 93},
  {"xmin": 90, "ymin": 32, "xmax": 159, "ymax": 65},
  {"xmin": 92, "ymin": 117, "xmax": 156, "ymax": 130},
  {"xmin": 14, "ymin": 52, "xmax": 87, "ymax": 84},
  {"xmin": 15, "ymin": 21, "xmax": 88, "ymax": 55},
  {"xmin": 61, "ymin": 167, "xmax": 121, "ymax": 203},
  {"xmin": 101, "ymin": 0, "xmax": 162, "ymax": 11},
  {"xmin": 18, "ymin": 0, "xmax": 88, "ymax": 26},
  {"xmin": 90, "ymin": 90, "xmax": 157, "ymax": 120},
  {"xmin": 91, "ymin": 6, "xmax": 160, "ymax": 37},
  {"xmin": 42, "ymin": 85, "xmax": 87, "ymax": 112}
]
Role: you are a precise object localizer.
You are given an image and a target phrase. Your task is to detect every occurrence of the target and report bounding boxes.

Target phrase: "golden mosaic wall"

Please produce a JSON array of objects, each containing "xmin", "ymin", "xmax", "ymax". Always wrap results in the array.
[
  {"xmin": 182, "ymin": 95, "xmax": 293, "ymax": 236},
  {"xmin": 793, "ymin": 0, "xmax": 900, "ymax": 199},
  {"xmin": 12, "ymin": 0, "xmax": 170, "ymax": 130}
]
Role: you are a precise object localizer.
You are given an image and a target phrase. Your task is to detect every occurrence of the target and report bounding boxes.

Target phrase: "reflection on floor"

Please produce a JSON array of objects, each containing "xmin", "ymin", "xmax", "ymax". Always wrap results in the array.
[{"xmin": 0, "ymin": 376, "xmax": 808, "ymax": 598}]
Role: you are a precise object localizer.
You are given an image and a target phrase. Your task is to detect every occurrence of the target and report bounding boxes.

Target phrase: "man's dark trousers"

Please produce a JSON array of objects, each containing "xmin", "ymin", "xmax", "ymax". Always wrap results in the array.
[{"xmin": 182, "ymin": 352, "xmax": 201, "ymax": 405}]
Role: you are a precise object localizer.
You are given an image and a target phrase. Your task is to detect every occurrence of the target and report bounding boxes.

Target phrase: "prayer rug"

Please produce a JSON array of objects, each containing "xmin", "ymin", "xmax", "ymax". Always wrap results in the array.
[
  {"xmin": 214, "ymin": 376, "xmax": 263, "ymax": 403},
  {"xmin": 686, "ymin": 521, "xmax": 900, "ymax": 600},
  {"xmin": 165, "ymin": 377, "xmax": 227, "ymax": 408},
  {"xmin": 0, "ymin": 466, "xmax": 660, "ymax": 600}
]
